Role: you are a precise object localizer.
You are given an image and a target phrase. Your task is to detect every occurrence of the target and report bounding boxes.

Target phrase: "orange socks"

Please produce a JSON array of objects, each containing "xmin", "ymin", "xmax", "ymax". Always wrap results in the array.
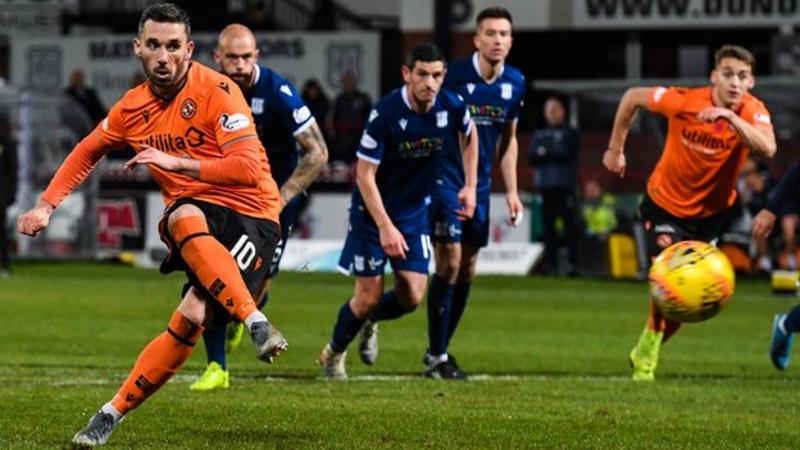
[
  {"xmin": 111, "ymin": 311, "xmax": 203, "ymax": 415},
  {"xmin": 169, "ymin": 215, "xmax": 258, "ymax": 322},
  {"xmin": 647, "ymin": 299, "xmax": 682, "ymax": 343}
]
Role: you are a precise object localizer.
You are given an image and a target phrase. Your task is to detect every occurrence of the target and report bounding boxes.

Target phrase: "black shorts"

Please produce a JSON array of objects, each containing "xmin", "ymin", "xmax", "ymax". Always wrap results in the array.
[
  {"xmin": 266, "ymin": 194, "xmax": 304, "ymax": 278},
  {"xmin": 639, "ymin": 194, "xmax": 728, "ymax": 259},
  {"xmin": 159, "ymin": 198, "xmax": 280, "ymax": 320}
]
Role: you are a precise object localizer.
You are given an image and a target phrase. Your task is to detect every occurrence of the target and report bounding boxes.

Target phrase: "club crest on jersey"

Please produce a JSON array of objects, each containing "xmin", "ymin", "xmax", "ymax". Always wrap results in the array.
[
  {"xmin": 181, "ymin": 98, "xmax": 196, "ymax": 120},
  {"xmin": 466, "ymin": 83, "xmax": 476, "ymax": 94},
  {"xmin": 251, "ymin": 97, "xmax": 264, "ymax": 115},
  {"xmin": 754, "ymin": 112, "xmax": 771, "ymax": 125},
  {"xmin": 436, "ymin": 111, "xmax": 448, "ymax": 128},
  {"xmin": 293, "ymin": 106, "xmax": 311, "ymax": 124},
  {"xmin": 501, "ymin": 83, "xmax": 512, "ymax": 100},
  {"xmin": 219, "ymin": 113, "xmax": 251, "ymax": 132},
  {"xmin": 398, "ymin": 118, "xmax": 408, "ymax": 130}
]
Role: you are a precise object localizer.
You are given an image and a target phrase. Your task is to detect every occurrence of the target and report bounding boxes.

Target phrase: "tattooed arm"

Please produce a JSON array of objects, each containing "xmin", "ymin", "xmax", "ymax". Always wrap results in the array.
[{"xmin": 280, "ymin": 121, "xmax": 329, "ymax": 209}]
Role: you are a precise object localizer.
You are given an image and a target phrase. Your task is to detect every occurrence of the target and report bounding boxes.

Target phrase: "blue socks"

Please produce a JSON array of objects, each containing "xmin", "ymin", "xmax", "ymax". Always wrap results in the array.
[
  {"xmin": 202, "ymin": 322, "xmax": 227, "ymax": 369},
  {"xmin": 427, "ymin": 275, "xmax": 455, "ymax": 356},
  {"xmin": 202, "ymin": 290, "xmax": 270, "ymax": 369},
  {"xmin": 331, "ymin": 289, "xmax": 417, "ymax": 353},
  {"xmin": 784, "ymin": 305, "xmax": 800, "ymax": 334},
  {"xmin": 446, "ymin": 282, "xmax": 471, "ymax": 346},
  {"xmin": 331, "ymin": 300, "xmax": 366, "ymax": 353},
  {"xmin": 369, "ymin": 290, "xmax": 410, "ymax": 322}
]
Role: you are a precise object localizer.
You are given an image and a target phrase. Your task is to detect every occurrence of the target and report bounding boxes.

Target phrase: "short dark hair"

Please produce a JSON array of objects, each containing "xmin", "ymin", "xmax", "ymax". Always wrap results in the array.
[
  {"xmin": 138, "ymin": 2, "xmax": 191, "ymax": 37},
  {"xmin": 404, "ymin": 43, "xmax": 446, "ymax": 69},
  {"xmin": 476, "ymin": 6, "xmax": 513, "ymax": 26},
  {"xmin": 715, "ymin": 45, "xmax": 755, "ymax": 70}
]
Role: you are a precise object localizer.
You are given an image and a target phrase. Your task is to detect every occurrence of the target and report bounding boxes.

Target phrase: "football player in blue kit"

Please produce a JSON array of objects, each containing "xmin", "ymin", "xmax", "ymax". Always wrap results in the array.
[
  {"xmin": 318, "ymin": 43, "xmax": 478, "ymax": 379},
  {"xmin": 754, "ymin": 161, "xmax": 800, "ymax": 370},
  {"xmin": 414, "ymin": 6, "xmax": 526, "ymax": 379},
  {"xmin": 191, "ymin": 24, "xmax": 329, "ymax": 390}
]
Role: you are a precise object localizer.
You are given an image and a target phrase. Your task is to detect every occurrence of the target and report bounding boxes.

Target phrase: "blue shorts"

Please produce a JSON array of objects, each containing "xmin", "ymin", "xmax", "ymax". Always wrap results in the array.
[
  {"xmin": 430, "ymin": 188, "xmax": 463, "ymax": 244},
  {"xmin": 267, "ymin": 195, "xmax": 304, "ymax": 278},
  {"xmin": 430, "ymin": 189, "xmax": 490, "ymax": 248},
  {"xmin": 337, "ymin": 213, "xmax": 432, "ymax": 276}
]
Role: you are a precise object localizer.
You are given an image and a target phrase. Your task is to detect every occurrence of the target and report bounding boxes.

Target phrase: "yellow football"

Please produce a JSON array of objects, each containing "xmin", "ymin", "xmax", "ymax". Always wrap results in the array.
[{"xmin": 649, "ymin": 241, "xmax": 735, "ymax": 323}]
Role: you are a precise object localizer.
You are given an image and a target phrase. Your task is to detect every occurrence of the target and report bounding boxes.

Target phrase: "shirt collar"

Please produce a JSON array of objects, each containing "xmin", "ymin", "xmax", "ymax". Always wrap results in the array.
[{"xmin": 471, "ymin": 51, "xmax": 504, "ymax": 82}]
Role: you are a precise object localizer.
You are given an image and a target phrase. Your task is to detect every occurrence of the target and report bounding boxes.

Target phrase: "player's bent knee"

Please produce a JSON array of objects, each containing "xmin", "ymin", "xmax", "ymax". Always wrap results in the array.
[
  {"xmin": 177, "ymin": 287, "xmax": 208, "ymax": 326},
  {"xmin": 402, "ymin": 295, "xmax": 423, "ymax": 310},
  {"xmin": 167, "ymin": 205, "xmax": 209, "ymax": 242},
  {"xmin": 169, "ymin": 214, "xmax": 210, "ymax": 248},
  {"xmin": 167, "ymin": 204, "xmax": 204, "ymax": 225},
  {"xmin": 351, "ymin": 294, "xmax": 382, "ymax": 317}
]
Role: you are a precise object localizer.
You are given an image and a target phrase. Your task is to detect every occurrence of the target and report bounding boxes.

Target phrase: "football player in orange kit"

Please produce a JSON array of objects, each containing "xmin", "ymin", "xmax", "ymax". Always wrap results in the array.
[
  {"xmin": 603, "ymin": 45, "xmax": 776, "ymax": 381},
  {"xmin": 17, "ymin": 3, "xmax": 288, "ymax": 446}
]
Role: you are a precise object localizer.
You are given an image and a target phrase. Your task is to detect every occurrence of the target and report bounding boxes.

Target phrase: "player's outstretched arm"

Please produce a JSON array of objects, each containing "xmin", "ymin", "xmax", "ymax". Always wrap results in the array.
[
  {"xmin": 498, "ymin": 119, "xmax": 523, "ymax": 226},
  {"xmin": 17, "ymin": 199, "xmax": 54, "ymax": 237},
  {"xmin": 355, "ymin": 158, "xmax": 408, "ymax": 259},
  {"xmin": 604, "ymin": 87, "xmax": 650, "ymax": 178},
  {"xmin": 457, "ymin": 121, "xmax": 478, "ymax": 220},
  {"xmin": 281, "ymin": 121, "xmax": 329, "ymax": 209},
  {"xmin": 18, "ymin": 128, "xmax": 112, "ymax": 236}
]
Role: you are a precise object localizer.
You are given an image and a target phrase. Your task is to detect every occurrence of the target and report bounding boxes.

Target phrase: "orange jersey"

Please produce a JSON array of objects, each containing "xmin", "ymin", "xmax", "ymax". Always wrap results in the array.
[
  {"xmin": 100, "ymin": 63, "xmax": 279, "ymax": 222},
  {"xmin": 646, "ymin": 86, "xmax": 772, "ymax": 219}
]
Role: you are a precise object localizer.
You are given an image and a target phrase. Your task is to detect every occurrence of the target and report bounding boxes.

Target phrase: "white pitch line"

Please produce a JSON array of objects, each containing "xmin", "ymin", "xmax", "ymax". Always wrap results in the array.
[{"xmin": 5, "ymin": 372, "xmax": 634, "ymax": 388}]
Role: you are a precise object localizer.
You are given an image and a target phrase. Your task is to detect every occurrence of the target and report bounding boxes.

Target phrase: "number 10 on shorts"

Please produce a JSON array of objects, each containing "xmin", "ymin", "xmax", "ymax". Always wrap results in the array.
[{"xmin": 231, "ymin": 234, "xmax": 257, "ymax": 270}]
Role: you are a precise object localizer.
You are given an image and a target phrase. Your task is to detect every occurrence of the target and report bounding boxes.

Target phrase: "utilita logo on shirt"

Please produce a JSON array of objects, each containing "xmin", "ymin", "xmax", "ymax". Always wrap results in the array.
[
  {"xmin": 141, "ymin": 127, "xmax": 206, "ymax": 151},
  {"xmin": 680, "ymin": 128, "xmax": 730, "ymax": 154}
]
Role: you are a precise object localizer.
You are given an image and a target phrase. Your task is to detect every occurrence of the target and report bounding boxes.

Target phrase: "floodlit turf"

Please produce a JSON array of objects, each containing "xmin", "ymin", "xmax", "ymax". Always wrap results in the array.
[{"xmin": 1, "ymin": 262, "xmax": 800, "ymax": 449}]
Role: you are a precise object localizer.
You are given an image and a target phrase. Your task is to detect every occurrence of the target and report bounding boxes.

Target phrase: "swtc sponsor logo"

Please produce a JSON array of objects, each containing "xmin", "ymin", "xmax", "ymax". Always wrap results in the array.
[
  {"xmin": 97, "ymin": 200, "xmax": 141, "ymax": 248},
  {"xmin": 468, "ymin": 104, "xmax": 506, "ymax": 126},
  {"xmin": 398, "ymin": 137, "xmax": 443, "ymax": 158}
]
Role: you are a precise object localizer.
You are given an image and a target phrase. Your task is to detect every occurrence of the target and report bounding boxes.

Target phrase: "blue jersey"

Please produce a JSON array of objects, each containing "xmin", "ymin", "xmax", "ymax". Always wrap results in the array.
[
  {"xmin": 352, "ymin": 86, "xmax": 471, "ymax": 233},
  {"xmin": 244, "ymin": 65, "xmax": 315, "ymax": 187},
  {"xmin": 440, "ymin": 52, "xmax": 526, "ymax": 219}
]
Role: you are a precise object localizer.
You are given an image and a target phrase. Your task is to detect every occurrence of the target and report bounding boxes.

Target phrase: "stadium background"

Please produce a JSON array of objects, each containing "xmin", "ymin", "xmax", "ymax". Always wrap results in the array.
[
  {"xmin": 3, "ymin": 2, "xmax": 800, "ymax": 449},
  {"xmin": 2, "ymin": 0, "xmax": 800, "ymax": 277}
]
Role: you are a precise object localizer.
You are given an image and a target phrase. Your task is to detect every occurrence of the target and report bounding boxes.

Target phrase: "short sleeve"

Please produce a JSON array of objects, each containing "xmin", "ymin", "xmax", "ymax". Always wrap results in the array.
[
  {"xmin": 356, "ymin": 108, "xmax": 387, "ymax": 165},
  {"xmin": 98, "ymin": 102, "xmax": 127, "ymax": 146},
  {"xmin": 647, "ymin": 86, "xmax": 685, "ymax": 118},
  {"xmin": 205, "ymin": 80, "xmax": 259, "ymax": 148},
  {"xmin": 740, "ymin": 98, "xmax": 772, "ymax": 131},
  {"xmin": 454, "ymin": 95, "xmax": 472, "ymax": 135},
  {"xmin": 508, "ymin": 78, "xmax": 526, "ymax": 122},
  {"xmin": 271, "ymin": 79, "xmax": 316, "ymax": 136}
]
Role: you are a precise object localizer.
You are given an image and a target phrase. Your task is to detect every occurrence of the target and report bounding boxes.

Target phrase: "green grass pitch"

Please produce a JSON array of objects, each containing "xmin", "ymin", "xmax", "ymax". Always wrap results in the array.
[{"xmin": 1, "ymin": 262, "xmax": 800, "ymax": 449}]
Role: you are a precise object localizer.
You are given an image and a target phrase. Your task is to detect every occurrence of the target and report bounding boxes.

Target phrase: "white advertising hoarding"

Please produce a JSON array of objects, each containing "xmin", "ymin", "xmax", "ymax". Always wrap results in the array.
[
  {"xmin": 140, "ymin": 192, "xmax": 540, "ymax": 274},
  {"xmin": 573, "ymin": 0, "xmax": 800, "ymax": 28},
  {"xmin": 11, "ymin": 31, "xmax": 380, "ymax": 108}
]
